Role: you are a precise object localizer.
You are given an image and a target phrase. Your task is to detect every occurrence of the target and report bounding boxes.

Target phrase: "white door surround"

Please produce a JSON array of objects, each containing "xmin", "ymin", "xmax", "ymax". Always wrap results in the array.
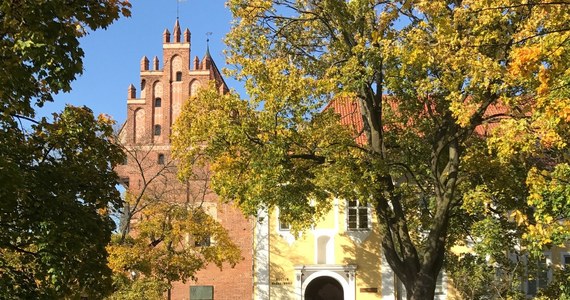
[{"xmin": 295, "ymin": 265, "xmax": 357, "ymax": 300}]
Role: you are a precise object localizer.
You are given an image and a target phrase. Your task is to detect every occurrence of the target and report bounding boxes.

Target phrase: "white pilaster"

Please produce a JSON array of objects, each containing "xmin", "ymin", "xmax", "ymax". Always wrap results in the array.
[{"xmin": 254, "ymin": 209, "xmax": 270, "ymax": 300}]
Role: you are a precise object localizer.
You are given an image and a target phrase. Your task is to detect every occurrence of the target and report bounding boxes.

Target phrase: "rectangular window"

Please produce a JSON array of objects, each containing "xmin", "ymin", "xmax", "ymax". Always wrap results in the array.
[
  {"xmin": 153, "ymin": 124, "xmax": 161, "ymax": 136},
  {"xmin": 157, "ymin": 153, "xmax": 165, "ymax": 165},
  {"xmin": 194, "ymin": 235, "xmax": 211, "ymax": 247},
  {"xmin": 347, "ymin": 200, "xmax": 369, "ymax": 230},
  {"xmin": 154, "ymin": 97, "xmax": 161, "ymax": 107},
  {"xmin": 190, "ymin": 286, "xmax": 213, "ymax": 300},
  {"xmin": 526, "ymin": 254, "xmax": 550, "ymax": 296},
  {"xmin": 563, "ymin": 254, "xmax": 570, "ymax": 268},
  {"xmin": 279, "ymin": 218, "xmax": 290, "ymax": 231}
]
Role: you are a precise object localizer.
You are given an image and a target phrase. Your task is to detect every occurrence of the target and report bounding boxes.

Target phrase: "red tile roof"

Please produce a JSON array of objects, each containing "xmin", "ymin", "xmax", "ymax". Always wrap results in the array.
[
  {"xmin": 324, "ymin": 97, "xmax": 367, "ymax": 145},
  {"xmin": 326, "ymin": 97, "xmax": 519, "ymax": 143}
]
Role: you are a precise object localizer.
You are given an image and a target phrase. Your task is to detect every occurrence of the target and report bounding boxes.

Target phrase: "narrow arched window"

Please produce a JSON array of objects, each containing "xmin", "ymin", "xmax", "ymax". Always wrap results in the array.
[
  {"xmin": 153, "ymin": 124, "xmax": 161, "ymax": 136},
  {"xmin": 154, "ymin": 97, "xmax": 161, "ymax": 107},
  {"xmin": 157, "ymin": 153, "xmax": 165, "ymax": 165},
  {"xmin": 176, "ymin": 71, "xmax": 182, "ymax": 81},
  {"xmin": 140, "ymin": 79, "xmax": 146, "ymax": 98}
]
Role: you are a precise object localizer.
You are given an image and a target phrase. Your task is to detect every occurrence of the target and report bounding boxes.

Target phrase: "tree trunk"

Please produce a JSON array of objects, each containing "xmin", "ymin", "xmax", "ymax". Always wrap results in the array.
[
  {"xmin": 406, "ymin": 272, "xmax": 438, "ymax": 300},
  {"xmin": 377, "ymin": 184, "xmax": 449, "ymax": 300}
]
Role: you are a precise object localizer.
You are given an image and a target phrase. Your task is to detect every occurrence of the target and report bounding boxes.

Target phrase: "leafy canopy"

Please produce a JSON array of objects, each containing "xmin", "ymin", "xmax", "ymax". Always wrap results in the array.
[
  {"xmin": 174, "ymin": 0, "xmax": 570, "ymax": 298},
  {"xmin": 0, "ymin": 0, "xmax": 130, "ymax": 298},
  {"xmin": 0, "ymin": 106, "xmax": 124, "ymax": 299},
  {"xmin": 0, "ymin": 0, "xmax": 131, "ymax": 119}
]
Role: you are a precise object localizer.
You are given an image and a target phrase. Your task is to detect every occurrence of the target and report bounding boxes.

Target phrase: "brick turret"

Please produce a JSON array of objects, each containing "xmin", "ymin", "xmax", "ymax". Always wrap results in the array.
[
  {"xmin": 193, "ymin": 56, "xmax": 199, "ymax": 70},
  {"xmin": 184, "ymin": 28, "xmax": 191, "ymax": 43},
  {"xmin": 163, "ymin": 29, "xmax": 170, "ymax": 43},
  {"xmin": 153, "ymin": 56, "xmax": 159, "ymax": 71},
  {"xmin": 173, "ymin": 19, "xmax": 181, "ymax": 43},
  {"xmin": 201, "ymin": 46, "xmax": 212, "ymax": 70},
  {"xmin": 140, "ymin": 56, "xmax": 149, "ymax": 71},
  {"xmin": 127, "ymin": 84, "xmax": 136, "ymax": 99}
]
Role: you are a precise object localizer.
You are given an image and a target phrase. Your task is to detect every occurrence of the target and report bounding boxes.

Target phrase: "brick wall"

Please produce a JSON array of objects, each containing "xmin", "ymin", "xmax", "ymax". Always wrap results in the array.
[{"xmin": 115, "ymin": 20, "xmax": 253, "ymax": 300}]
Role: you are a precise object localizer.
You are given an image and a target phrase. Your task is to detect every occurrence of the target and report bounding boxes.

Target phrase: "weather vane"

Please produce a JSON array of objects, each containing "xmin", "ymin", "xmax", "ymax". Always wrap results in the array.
[
  {"xmin": 176, "ymin": 0, "xmax": 187, "ymax": 20},
  {"xmin": 206, "ymin": 32, "xmax": 212, "ymax": 44}
]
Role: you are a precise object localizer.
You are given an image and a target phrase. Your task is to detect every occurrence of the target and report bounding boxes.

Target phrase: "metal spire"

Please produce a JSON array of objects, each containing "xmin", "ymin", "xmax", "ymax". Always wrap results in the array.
[
  {"xmin": 176, "ymin": 0, "xmax": 187, "ymax": 20},
  {"xmin": 206, "ymin": 32, "xmax": 212, "ymax": 57}
]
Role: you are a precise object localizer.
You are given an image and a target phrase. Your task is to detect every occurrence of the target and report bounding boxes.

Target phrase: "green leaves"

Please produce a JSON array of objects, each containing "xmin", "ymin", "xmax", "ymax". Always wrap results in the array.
[
  {"xmin": 0, "ymin": 1, "xmax": 130, "ymax": 298},
  {"xmin": 108, "ymin": 204, "xmax": 242, "ymax": 287},
  {"xmin": 180, "ymin": 0, "xmax": 570, "ymax": 298},
  {"xmin": 173, "ymin": 82, "xmax": 359, "ymax": 232},
  {"xmin": 0, "ymin": 106, "xmax": 123, "ymax": 299},
  {"xmin": 0, "ymin": 0, "xmax": 131, "ymax": 120}
]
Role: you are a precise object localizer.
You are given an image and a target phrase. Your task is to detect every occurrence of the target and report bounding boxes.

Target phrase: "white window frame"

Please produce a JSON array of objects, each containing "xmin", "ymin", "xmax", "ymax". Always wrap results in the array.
[
  {"xmin": 346, "ymin": 200, "xmax": 371, "ymax": 231},
  {"xmin": 189, "ymin": 203, "xmax": 217, "ymax": 247},
  {"xmin": 275, "ymin": 207, "xmax": 295, "ymax": 244},
  {"xmin": 275, "ymin": 207, "xmax": 290, "ymax": 231},
  {"xmin": 279, "ymin": 217, "xmax": 290, "ymax": 231}
]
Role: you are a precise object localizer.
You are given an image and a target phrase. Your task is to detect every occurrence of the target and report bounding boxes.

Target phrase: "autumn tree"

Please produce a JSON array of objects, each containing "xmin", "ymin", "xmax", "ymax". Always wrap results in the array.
[
  {"xmin": 0, "ymin": 1, "xmax": 130, "ymax": 298},
  {"xmin": 0, "ymin": 0, "xmax": 130, "ymax": 119},
  {"xmin": 0, "ymin": 106, "xmax": 125, "ymax": 299},
  {"xmin": 108, "ymin": 137, "xmax": 241, "ymax": 299},
  {"xmin": 172, "ymin": 1, "xmax": 570, "ymax": 299}
]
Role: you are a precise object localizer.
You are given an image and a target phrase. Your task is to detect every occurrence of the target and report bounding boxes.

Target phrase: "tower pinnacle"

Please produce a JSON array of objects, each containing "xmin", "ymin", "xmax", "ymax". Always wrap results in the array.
[
  {"xmin": 163, "ymin": 29, "xmax": 171, "ymax": 43},
  {"xmin": 173, "ymin": 19, "xmax": 181, "ymax": 43},
  {"xmin": 184, "ymin": 28, "xmax": 191, "ymax": 43}
]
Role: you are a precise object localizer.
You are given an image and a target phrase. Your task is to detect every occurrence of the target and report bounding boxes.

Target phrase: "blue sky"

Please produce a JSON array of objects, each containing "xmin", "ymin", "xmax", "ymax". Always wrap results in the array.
[{"xmin": 39, "ymin": 0, "xmax": 241, "ymax": 125}]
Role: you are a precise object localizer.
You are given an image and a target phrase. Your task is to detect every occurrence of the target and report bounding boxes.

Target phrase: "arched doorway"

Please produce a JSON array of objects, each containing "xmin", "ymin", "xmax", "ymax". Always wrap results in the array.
[{"xmin": 304, "ymin": 276, "xmax": 344, "ymax": 300}]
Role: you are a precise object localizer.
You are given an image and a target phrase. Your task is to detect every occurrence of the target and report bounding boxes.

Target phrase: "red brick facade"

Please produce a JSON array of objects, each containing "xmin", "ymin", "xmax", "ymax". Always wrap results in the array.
[{"xmin": 115, "ymin": 20, "xmax": 253, "ymax": 300}]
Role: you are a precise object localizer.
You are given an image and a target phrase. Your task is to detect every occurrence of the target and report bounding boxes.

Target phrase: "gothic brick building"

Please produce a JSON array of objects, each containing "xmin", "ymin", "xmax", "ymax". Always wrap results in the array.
[{"xmin": 115, "ymin": 20, "xmax": 253, "ymax": 300}]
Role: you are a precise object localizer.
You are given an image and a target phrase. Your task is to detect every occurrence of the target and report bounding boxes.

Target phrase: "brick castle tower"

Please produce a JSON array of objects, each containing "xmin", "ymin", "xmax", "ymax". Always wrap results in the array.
[{"xmin": 115, "ymin": 20, "xmax": 253, "ymax": 300}]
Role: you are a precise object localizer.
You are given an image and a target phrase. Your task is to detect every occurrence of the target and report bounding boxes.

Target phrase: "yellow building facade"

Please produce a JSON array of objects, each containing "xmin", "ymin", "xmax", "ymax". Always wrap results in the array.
[
  {"xmin": 522, "ymin": 245, "xmax": 570, "ymax": 297},
  {"xmin": 253, "ymin": 196, "xmax": 569, "ymax": 300},
  {"xmin": 253, "ymin": 199, "xmax": 450, "ymax": 300}
]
